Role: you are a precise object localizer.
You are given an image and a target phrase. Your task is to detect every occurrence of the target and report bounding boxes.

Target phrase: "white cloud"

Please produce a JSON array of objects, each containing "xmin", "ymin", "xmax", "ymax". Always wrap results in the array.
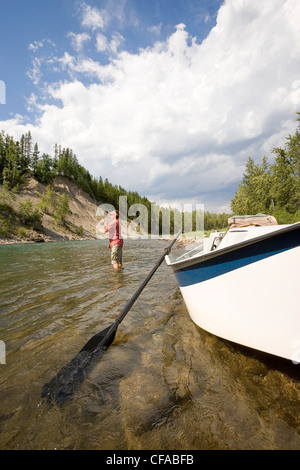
[
  {"xmin": 80, "ymin": 2, "xmax": 108, "ymax": 31},
  {"xmin": 28, "ymin": 41, "xmax": 43, "ymax": 52},
  {"xmin": 26, "ymin": 39, "xmax": 58, "ymax": 86},
  {"xmin": 95, "ymin": 32, "xmax": 124, "ymax": 54},
  {"xmin": 96, "ymin": 33, "xmax": 108, "ymax": 52},
  {"xmin": 67, "ymin": 32, "xmax": 91, "ymax": 51},
  {"xmin": 2, "ymin": 0, "xmax": 300, "ymax": 212},
  {"xmin": 148, "ymin": 24, "xmax": 162, "ymax": 37},
  {"xmin": 26, "ymin": 57, "xmax": 43, "ymax": 85},
  {"xmin": 109, "ymin": 33, "xmax": 125, "ymax": 54},
  {"xmin": 28, "ymin": 39, "xmax": 56, "ymax": 52}
]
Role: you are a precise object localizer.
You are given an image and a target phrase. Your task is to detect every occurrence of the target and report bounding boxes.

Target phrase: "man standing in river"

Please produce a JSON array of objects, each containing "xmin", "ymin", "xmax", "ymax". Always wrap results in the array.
[{"xmin": 104, "ymin": 210, "xmax": 123, "ymax": 270}]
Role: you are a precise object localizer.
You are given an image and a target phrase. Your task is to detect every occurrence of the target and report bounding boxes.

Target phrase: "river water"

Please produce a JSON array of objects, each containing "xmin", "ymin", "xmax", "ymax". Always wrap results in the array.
[{"xmin": 0, "ymin": 239, "xmax": 300, "ymax": 450}]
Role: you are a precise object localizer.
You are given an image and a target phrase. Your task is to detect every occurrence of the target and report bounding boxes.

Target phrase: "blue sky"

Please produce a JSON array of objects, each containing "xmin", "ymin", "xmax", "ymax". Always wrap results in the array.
[
  {"xmin": 0, "ymin": 0, "xmax": 300, "ymax": 212},
  {"xmin": 1, "ymin": 0, "xmax": 221, "ymax": 116}
]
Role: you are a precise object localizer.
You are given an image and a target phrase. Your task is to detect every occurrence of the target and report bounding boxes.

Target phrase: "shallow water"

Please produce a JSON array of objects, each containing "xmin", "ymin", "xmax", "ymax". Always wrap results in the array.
[{"xmin": 0, "ymin": 239, "xmax": 300, "ymax": 450}]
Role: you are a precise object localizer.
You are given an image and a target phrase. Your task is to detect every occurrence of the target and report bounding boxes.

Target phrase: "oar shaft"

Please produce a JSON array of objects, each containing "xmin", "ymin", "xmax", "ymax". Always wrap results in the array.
[
  {"xmin": 91, "ymin": 230, "xmax": 182, "ymax": 349},
  {"xmin": 115, "ymin": 229, "xmax": 182, "ymax": 326}
]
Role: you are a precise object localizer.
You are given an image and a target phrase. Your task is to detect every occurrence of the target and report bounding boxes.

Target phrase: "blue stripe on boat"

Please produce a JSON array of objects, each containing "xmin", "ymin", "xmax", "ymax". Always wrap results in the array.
[{"xmin": 175, "ymin": 226, "xmax": 299, "ymax": 288}]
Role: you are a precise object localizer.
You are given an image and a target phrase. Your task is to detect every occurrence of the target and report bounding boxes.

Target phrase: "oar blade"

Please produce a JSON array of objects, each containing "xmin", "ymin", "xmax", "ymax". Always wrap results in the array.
[
  {"xmin": 42, "ymin": 325, "xmax": 117, "ymax": 406},
  {"xmin": 80, "ymin": 324, "xmax": 116, "ymax": 352}
]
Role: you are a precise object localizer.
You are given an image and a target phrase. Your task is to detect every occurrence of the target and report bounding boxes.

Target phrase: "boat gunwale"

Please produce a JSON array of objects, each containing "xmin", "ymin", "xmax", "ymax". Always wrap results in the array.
[{"xmin": 166, "ymin": 221, "xmax": 300, "ymax": 271}]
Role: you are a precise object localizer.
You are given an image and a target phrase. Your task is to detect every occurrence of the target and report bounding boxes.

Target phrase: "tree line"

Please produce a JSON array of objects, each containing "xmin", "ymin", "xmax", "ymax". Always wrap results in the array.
[
  {"xmin": 0, "ymin": 130, "xmax": 144, "ymax": 206},
  {"xmin": 231, "ymin": 113, "xmax": 300, "ymax": 224}
]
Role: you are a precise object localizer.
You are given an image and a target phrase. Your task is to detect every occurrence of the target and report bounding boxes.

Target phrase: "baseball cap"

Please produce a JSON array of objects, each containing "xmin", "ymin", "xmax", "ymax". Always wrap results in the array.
[{"xmin": 110, "ymin": 210, "xmax": 119, "ymax": 218}]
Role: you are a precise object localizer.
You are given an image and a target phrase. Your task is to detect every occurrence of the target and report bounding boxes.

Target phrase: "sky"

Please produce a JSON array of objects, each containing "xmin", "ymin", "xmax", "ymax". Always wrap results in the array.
[{"xmin": 0, "ymin": 0, "xmax": 300, "ymax": 213}]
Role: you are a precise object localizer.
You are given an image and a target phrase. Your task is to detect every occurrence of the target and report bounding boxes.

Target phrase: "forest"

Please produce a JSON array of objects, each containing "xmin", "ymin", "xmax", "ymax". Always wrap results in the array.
[{"xmin": 231, "ymin": 113, "xmax": 300, "ymax": 224}]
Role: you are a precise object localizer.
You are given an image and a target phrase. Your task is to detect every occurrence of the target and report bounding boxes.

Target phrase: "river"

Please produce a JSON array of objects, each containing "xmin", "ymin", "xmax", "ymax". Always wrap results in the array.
[{"xmin": 0, "ymin": 239, "xmax": 300, "ymax": 450}]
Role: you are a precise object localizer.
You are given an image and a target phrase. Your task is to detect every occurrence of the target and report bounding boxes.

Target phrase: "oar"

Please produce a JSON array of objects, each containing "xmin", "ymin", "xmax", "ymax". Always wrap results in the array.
[{"xmin": 42, "ymin": 229, "xmax": 182, "ymax": 406}]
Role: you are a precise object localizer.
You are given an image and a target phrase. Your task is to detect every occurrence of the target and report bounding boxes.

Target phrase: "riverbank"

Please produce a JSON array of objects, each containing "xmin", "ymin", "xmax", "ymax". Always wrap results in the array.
[
  {"xmin": 0, "ymin": 234, "xmax": 203, "ymax": 247},
  {"xmin": 0, "ymin": 176, "xmax": 98, "ymax": 244},
  {"xmin": 0, "ymin": 234, "xmax": 95, "ymax": 245}
]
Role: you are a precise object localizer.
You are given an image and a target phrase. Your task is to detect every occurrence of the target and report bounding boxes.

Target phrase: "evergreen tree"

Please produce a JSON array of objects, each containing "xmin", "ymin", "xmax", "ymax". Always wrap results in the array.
[
  {"xmin": 2, "ymin": 142, "xmax": 22, "ymax": 189},
  {"xmin": 34, "ymin": 153, "xmax": 55, "ymax": 184},
  {"xmin": 270, "ymin": 148, "xmax": 295, "ymax": 212},
  {"xmin": 31, "ymin": 143, "xmax": 40, "ymax": 172},
  {"xmin": 231, "ymin": 156, "xmax": 271, "ymax": 214},
  {"xmin": 97, "ymin": 176, "xmax": 105, "ymax": 201},
  {"xmin": 24, "ymin": 131, "xmax": 32, "ymax": 168},
  {"xmin": 55, "ymin": 193, "xmax": 71, "ymax": 226},
  {"xmin": 37, "ymin": 185, "xmax": 57, "ymax": 214},
  {"xmin": 18, "ymin": 198, "xmax": 42, "ymax": 225},
  {"xmin": 285, "ymin": 116, "xmax": 300, "ymax": 212}
]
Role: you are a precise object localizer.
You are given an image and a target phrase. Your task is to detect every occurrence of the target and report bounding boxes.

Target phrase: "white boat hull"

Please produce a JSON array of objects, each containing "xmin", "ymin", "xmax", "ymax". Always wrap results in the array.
[{"xmin": 166, "ymin": 222, "xmax": 300, "ymax": 362}]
